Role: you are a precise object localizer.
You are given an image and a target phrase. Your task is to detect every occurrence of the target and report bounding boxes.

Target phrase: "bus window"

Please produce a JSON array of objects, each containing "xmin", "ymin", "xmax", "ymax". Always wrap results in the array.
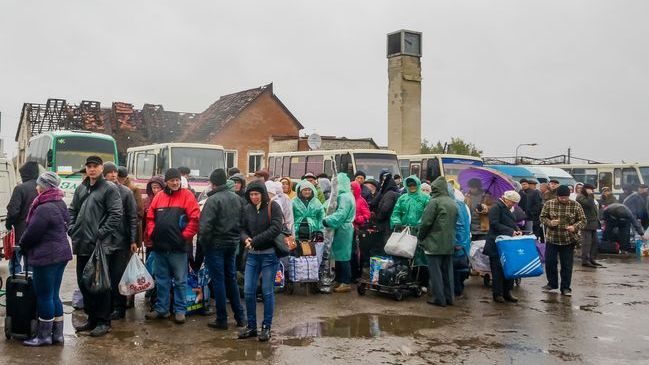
[
  {"xmin": 640, "ymin": 167, "xmax": 649, "ymax": 186},
  {"xmin": 55, "ymin": 136, "xmax": 115, "ymax": 174},
  {"xmin": 615, "ymin": 168, "xmax": 641, "ymax": 189},
  {"xmin": 324, "ymin": 159, "xmax": 333, "ymax": 177},
  {"xmin": 571, "ymin": 168, "xmax": 597, "ymax": 187},
  {"xmin": 425, "ymin": 158, "xmax": 441, "ymax": 182},
  {"xmin": 409, "ymin": 163, "xmax": 421, "ymax": 178},
  {"xmin": 399, "ymin": 159, "xmax": 410, "ymax": 178},
  {"xmin": 136, "ymin": 152, "xmax": 156, "ymax": 179},
  {"xmin": 340, "ymin": 153, "xmax": 353, "ymax": 177},
  {"xmin": 268, "ymin": 157, "xmax": 275, "ymax": 176},
  {"xmin": 289, "ymin": 156, "xmax": 306, "ymax": 179},
  {"xmin": 159, "ymin": 146, "xmax": 169, "ymax": 175},
  {"xmin": 273, "ymin": 157, "xmax": 283, "ymax": 177},
  {"xmin": 127, "ymin": 152, "xmax": 134, "ymax": 174},
  {"xmin": 306, "ymin": 155, "xmax": 324, "ymax": 175},
  {"xmin": 598, "ymin": 172, "xmax": 612, "ymax": 191},
  {"xmin": 282, "ymin": 157, "xmax": 290, "ymax": 177}
]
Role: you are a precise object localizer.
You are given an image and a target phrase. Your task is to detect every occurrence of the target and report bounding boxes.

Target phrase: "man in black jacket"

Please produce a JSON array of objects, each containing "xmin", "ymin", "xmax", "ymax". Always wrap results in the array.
[
  {"xmin": 199, "ymin": 168, "xmax": 245, "ymax": 330},
  {"xmin": 69, "ymin": 156, "xmax": 123, "ymax": 337},
  {"xmin": 103, "ymin": 162, "xmax": 139, "ymax": 320},
  {"xmin": 5, "ymin": 161, "xmax": 39, "ymax": 273},
  {"xmin": 483, "ymin": 191, "xmax": 522, "ymax": 304},
  {"xmin": 523, "ymin": 179, "xmax": 544, "ymax": 240},
  {"xmin": 577, "ymin": 184, "xmax": 601, "ymax": 268},
  {"xmin": 602, "ymin": 203, "xmax": 648, "ymax": 252}
]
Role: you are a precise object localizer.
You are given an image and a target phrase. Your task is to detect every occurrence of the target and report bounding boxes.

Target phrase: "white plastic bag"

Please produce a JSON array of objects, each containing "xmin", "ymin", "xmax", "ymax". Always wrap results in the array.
[
  {"xmin": 118, "ymin": 254, "xmax": 155, "ymax": 296},
  {"xmin": 469, "ymin": 240, "xmax": 491, "ymax": 273},
  {"xmin": 384, "ymin": 227, "xmax": 418, "ymax": 259}
]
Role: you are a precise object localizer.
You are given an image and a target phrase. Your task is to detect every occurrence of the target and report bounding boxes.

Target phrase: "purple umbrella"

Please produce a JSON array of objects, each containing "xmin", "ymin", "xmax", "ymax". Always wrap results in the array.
[{"xmin": 458, "ymin": 167, "xmax": 515, "ymax": 200}]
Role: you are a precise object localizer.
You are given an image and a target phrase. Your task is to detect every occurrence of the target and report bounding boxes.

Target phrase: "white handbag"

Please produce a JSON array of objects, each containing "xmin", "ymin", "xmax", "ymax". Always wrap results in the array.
[{"xmin": 384, "ymin": 226, "xmax": 418, "ymax": 259}]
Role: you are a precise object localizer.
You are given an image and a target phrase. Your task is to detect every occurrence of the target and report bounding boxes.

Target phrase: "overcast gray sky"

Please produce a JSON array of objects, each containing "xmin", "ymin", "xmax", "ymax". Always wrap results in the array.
[{"xmin": 1, "ymin": 0, "xmax": 648, "ymax": 162}]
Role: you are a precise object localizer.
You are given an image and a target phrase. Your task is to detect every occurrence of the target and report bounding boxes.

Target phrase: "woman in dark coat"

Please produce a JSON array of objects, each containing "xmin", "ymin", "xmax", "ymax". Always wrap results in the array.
[
  {"xmin": 238, "ymin": 181, "xmax": 283, "ymax": 342},
  {"xmin": 483, "ymin": 191, "xmax": 522, "ymax": 304},
  {"xmin": 19, "ymin": 172, "xmax": 72, "ymax": 346},
  {"xmin": 374, "ymin": 172, "xmax": 401, "ymax": 247}
]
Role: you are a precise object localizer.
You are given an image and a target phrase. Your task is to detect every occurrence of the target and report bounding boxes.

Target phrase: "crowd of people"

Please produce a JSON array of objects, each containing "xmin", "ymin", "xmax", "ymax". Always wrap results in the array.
[{"xmin": 6, "ymin": 156, "xmax": 649, "ymax": 347}]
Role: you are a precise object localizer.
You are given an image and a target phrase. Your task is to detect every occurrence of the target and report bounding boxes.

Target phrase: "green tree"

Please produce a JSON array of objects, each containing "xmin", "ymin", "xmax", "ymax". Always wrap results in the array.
[{"xmin": 421, "ymin": 137, "xmax": 482, "ymax": 157}]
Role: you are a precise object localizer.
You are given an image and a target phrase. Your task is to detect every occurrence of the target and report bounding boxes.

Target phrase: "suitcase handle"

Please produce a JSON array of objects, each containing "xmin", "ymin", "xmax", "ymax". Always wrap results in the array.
[{"xmin": 11, "ymin": 246, "xmax": 28, "ymax": 279}]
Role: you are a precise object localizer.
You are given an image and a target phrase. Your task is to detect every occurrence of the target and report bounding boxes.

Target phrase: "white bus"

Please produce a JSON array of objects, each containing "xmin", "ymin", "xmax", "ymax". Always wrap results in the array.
[
  {"xmin": 126, "ymin": 143, "xmax": 226, "ymax": 196},
  {"xmin": 398, "ymin": 154, "xmax": 483, "ymax": 183},
  {"xmin": 554, "ymin": 163, "xmax": 649, "ymax": 197},
  {"xmin": 268, "ymin": 149, "xmax": 400, "ymax": 181}
]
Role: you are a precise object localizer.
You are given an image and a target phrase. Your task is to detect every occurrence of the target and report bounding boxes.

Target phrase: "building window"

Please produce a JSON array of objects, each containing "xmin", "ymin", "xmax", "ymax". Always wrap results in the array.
[
  {"xmin": 248, "ymin": 152, "xmax": 264, "ymax": 174},
  {"xmin": 225, "ymin": 150, "xmax": 238, "ymax": 171}
]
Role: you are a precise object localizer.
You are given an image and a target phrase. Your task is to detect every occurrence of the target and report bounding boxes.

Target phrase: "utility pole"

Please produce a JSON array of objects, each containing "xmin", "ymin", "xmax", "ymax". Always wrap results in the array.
[{"xmin": 567, "ymin": 147, "xmax": 571, "ymax": 164}]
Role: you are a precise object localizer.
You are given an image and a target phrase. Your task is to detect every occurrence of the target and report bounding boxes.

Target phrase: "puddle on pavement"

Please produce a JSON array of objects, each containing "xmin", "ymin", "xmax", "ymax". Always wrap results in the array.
[
  {"xmin": 284, "ymin": 313, "xmax": 447, "ymax": 341},
  {"xmin": 577, "ymin": 304, "xmax": 602, "ymax": 314}
]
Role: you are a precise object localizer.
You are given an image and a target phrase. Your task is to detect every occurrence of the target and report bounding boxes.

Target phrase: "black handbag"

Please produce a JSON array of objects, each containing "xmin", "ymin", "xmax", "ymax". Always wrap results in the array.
[
  {"xmin": 268, "ymin": 204, "xmax": 292, "ymax": 258},
  {"xmin": 82, "ymin": 238, "xmax": 112, "ymax": 294}
]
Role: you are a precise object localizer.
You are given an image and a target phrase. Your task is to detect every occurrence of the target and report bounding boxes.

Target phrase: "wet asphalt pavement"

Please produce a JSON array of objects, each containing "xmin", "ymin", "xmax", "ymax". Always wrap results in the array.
[{"xmin": 1, "ymin": 255, "xmax": 648, "ymax": 365}]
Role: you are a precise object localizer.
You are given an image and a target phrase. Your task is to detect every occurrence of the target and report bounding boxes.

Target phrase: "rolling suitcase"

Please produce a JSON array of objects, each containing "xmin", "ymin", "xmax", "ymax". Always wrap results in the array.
[{"xmin": 4, "ymin": 256, "xmax": 38, "ymax": 340}]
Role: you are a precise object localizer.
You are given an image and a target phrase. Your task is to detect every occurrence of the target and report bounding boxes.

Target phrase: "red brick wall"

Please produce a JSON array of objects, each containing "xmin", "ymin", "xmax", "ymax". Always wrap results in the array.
[{"xmin": 209, "ymin": 92, "xmax": 300, "ymax": 174}]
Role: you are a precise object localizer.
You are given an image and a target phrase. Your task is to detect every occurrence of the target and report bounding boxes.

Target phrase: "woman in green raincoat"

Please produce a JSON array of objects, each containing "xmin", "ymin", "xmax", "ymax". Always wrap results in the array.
[
  {"xmin": 323, "ymin": 173, "xmax": 356, "ymax": 293},
  {"xmin": 292, "ymin": 180, "xmax": 325, "ymax": 239},
  {"xmin": 390, "ymin": 175, "xmax": 430, "ymax": 232}
]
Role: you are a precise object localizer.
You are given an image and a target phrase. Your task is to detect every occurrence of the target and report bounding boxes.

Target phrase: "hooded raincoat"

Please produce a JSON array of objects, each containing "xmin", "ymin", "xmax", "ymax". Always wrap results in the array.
[
  {"xmin": 323, "ymin": 173, "xmax": 356, "ymax": 261},
  {"xmin": 417, "ymin": 177, "xmax": 458, "ymax": 255},
  {"xmin": 390, "ymin": 175, "xmax": 430, "ymax": 231},
  {"xmin": 280, "ymin": 177, "xmax": 297, "ymax": 200},
  {"xmin": 292, "ymin": 181, "xmax": 325, "ymax": 236},
  {"xmin": 351, "ymin": 181, "xmax": 371, "ymax": 229}
]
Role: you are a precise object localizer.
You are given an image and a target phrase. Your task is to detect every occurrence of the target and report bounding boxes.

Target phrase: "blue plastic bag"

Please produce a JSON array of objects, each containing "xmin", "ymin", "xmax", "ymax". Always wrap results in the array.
[{"xmin": 496, "ymin": 235, "xmax": 543, "ymax": 279}]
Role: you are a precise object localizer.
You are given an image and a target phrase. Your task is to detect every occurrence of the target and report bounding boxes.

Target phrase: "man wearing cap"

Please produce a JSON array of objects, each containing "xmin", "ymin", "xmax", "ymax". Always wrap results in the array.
[
  {"xmin": 623, "ymin": 184, "xmax": 649, "ymax": 228},
  {"xmin": 540, "ymin": 185, "xmax": 586, "ymax": 296},
  {"xmin": 198, "ymin": 168, "xmax": 245, "ymax": 330},
  {"xmin": 102, "ymin": 162, "xmax": 139, "ymax": 320},
  {"xmin": 543, "ymin": 179, "xmax": 560, "ymax": 202},
  {"xmin": 145, "ymin": 168, "xmax": 200, "ymax": 324},
  {"xmin": 576, "ymin": 184, "xmax": 602, "ymax": 268},
  {"xmin": 69, "ymin": 156, "xmax": 123, "ymax": 337},
  {"xmin": 522, "ymin": 179, "xmax": 544, "ymax": 240},
  {"xmin": 483, "ymin": 190, "xmax": 522, "ymax": 303},
  {"xmin": 302, "ymin": 172, "xmax": 325, "ymax": 203}
]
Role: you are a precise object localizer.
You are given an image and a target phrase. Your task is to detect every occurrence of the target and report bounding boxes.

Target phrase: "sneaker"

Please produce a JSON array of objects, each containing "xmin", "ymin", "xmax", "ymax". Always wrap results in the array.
[
  {"xmin": 145, "ymin": 311, "xmax": 169, "ymax": 320},
  {"xmin": 561, "ymin": 289, "xmax": 572, "ymax": 297},
  {"xmin": 89, "ymin": 324, "xmax": 111, "ymax": 337},
  {"xmin": 333, "ymin": 284, "xmax": 351, "ymax": 293},
  {"xmin": 174, "ymin": 313, "xmax": 186, "ymax": 324},
  {"xmin": 207, "ymin": 321, "xmax": 228, "ymax": 330},
  {"xmin": 238, "ymin": 328, "xmax": 258, "ymax": 339},
  {"xmin": 258, "ymin": 325, "xmax": 271, "ymax": 342},
  {"xmin": 542, "ymin": 285, "xmax": 558, "ymax": 293}
]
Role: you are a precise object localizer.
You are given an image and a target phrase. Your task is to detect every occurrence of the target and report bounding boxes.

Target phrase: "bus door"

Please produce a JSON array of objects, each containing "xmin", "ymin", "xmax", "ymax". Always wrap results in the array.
[
  {"xmin": 339, "ymin": 153, "xmax": 353, "ymax": 178},
  {"xmin": 424, "ymin": 158, "xmax": 441, "ymax": 183},
  {"xmin": 409, "ymin": 162, "xmax": 421, "ymax": 180}
]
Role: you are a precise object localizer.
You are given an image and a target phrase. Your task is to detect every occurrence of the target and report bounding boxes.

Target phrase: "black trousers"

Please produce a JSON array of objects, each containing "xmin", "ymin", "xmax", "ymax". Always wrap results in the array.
[
  {"xmin": 489, "ymin": 256, "xmax": 513, "ymax": 297},
  {"xmin": 76, "ymin": 255, "xmax": 112, "ymax": 325},
  {"xmin": 533, "ymin": 220, "xmax": 544, "ymax": 242},
  {"xmin": 109, "ymin": 249, "xmax": 130, "ymax": 313},
  {"xmin": 603, "ymin": 220, "xmax": 632, "ymax": 251},
  {"xmin": 545, "ymin": 243, "xmax": 575, "ymax": 291}
]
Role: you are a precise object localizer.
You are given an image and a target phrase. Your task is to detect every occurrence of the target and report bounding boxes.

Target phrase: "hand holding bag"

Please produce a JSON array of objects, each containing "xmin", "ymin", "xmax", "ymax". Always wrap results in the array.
[
  {"xmin": 384, "ymin": 226, "xmax": 418, "ymax": 259},
  {"xmin": 82, "ymin": 238, "xmax": 111, "ymax": 294},
  {"xmin": 268, "ymin": 203, "xmax": 295, "ymax": 258}
]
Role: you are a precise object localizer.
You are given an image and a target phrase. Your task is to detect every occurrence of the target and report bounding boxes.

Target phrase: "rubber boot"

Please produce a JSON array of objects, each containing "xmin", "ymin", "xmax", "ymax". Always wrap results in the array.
[
  {"xmin": 23, "ymin": 319, "xmax": 54, "ymax": 347},
  {"xmin": 52, "ymin": 317, "xmax": 64, "ymax": 344}
]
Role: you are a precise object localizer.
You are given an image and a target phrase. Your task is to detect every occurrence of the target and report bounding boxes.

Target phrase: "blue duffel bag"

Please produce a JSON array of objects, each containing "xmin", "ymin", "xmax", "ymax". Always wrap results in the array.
[{"xmin": 496, "ymin": 235, "xmax": 543, "ymax": 279}]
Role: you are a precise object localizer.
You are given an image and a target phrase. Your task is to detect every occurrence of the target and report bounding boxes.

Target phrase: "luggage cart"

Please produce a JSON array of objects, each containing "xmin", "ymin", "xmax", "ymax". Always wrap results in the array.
[
  {"xmin": 356, "ymin": 256, "xmax": 423, "ymax": 301},
  {"xmin": 285, "ymin": 234, "xmax": 324, "ymax": 295}
]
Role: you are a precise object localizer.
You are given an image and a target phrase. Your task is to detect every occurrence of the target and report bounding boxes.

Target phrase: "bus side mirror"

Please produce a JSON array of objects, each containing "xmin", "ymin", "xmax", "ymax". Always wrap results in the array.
[{"xmin": 46, "ymin": 149, "xmax": 53, "ymax": 167}]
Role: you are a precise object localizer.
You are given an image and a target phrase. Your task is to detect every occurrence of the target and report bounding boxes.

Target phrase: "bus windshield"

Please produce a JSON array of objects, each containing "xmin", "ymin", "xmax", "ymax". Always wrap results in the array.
[
  {"xmin": 442, "ymin": 157, "xmax": 483, "ymax": 182},
  {"xmin": 353, "ymin": 153, "xmax": 399, "ymax": 180},
  {"xmin": 640, "ymin": 167, "xmax": 649, "ymax": 186},
  {"xmin": 55, "ymin": 137, "xmax": 116, "ymax": 175},
  {"xmin": 171, "ymin": 147, "xmax": 225, "ymax": 179}
]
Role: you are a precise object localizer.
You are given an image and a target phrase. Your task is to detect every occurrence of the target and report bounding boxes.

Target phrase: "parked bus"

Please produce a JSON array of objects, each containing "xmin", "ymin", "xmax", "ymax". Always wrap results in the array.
[
  {"xmin": 25, "ymin": 130, "xmax": 118, "ymax": 202},
  {"xmin": 398, "ymin": 154, "xmax": 483, "ymax": 184},
  {"xmin": 531, "ymin": 166, "xmax": 577, "ymax": 188},
  {"xmin": 268, "ymin": 149, "xmax": 399, "ymax": 181},
  {"xmin": 126, "ymin": 143, "xmax": 226, "ymax": 196},
  {"xmin": 553, "ymin": 163, "xmax": 649, "ymax": 197}
]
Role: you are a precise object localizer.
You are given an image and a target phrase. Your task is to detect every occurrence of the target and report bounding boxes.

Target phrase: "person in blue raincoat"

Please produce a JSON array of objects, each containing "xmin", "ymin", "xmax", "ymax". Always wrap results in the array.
[
  {"xmin": 449, "ymin": 183, "xmax": 472, "ymax": 297},
  {"xmin": 322, "ymin": 173, "xmax": 356, "ymax": 294}
]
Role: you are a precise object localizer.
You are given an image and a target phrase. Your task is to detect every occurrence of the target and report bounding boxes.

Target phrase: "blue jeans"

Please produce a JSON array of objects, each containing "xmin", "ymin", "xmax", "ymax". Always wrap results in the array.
[
  {"xmin": 203, "ymin": 246, "xmax": 245, "ymax": 324},
  {"xmin": 33, "ymin": 262, "xmax": 67, "ymax": 320},
  {"xmin": 153, "ymin": 252, "xmax": 188, "ymax": 315},
  {"xmin": 244, "ymin": 253, "xmax": 278, "ymax": 329}
]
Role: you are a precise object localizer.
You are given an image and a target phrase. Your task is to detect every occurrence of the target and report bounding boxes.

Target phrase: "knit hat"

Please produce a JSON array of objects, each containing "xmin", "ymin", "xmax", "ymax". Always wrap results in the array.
[
  {"xmin": 209, "ymin": 168, "xmax": 227, "ymax": 187},
  {"xmin": 118, "ymin": 166, "xmax": 128, "ymax": 178},
  {"xmin": 103, "ymin": 162, "xmax": 118, "ymax": 176},
  {"xmin": 503, "ymin": 190, "xmax": 521, "ymax": 203},
  {"xmin": 583, "ymin": 183, "xmax": 595, "ymax": 190},
  {"xmin": 557, "ymin": 185, "xmax": 571, "ymax": 197},
  {"xmin": 354, "ymin": 171, "xmax": 366, "ymax": 179},
  {"xmin": 228, "ymin": 167, "xmax": 241, "ymax": 177},
  {"xmin": 36, "ymin": 171, "xmax": 61, "ymax": 190},
  {"xmin": 165, "ymin": 168, "xmax": 181, "ymax": 182}
]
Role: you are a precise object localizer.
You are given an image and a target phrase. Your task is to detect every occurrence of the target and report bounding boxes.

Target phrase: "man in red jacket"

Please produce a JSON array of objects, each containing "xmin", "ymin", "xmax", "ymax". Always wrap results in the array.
[{"xmin": 145, "ymin": 168, "xmax": 200, "ymax": 324}]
